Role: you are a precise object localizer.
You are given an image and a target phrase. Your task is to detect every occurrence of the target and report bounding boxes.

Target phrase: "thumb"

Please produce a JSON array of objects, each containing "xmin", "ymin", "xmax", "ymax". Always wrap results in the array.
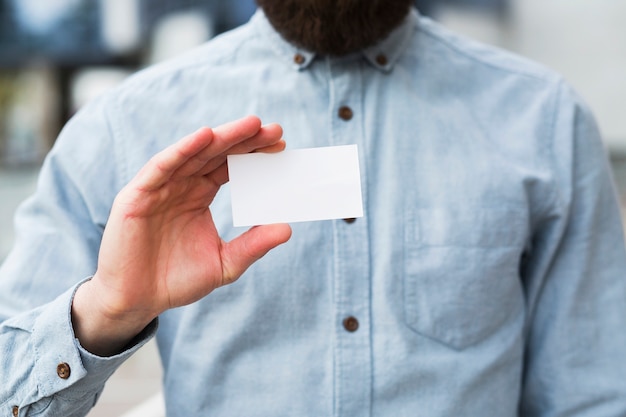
[{"xmin": 219, "ymin": 224, "xmax": 292, "ymax": 286}]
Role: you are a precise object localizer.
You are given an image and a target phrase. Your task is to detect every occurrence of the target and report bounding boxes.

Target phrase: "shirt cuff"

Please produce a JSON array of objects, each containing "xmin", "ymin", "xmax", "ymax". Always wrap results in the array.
[{"xmin": 30, "ymin": 278, "xmax": 158, "ymax": 399}]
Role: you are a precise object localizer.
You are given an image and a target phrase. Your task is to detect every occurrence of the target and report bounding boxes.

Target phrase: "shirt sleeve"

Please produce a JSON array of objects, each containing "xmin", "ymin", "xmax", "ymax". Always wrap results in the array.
[
  {"xmin": 0, "ymin": 280, "xmax": 157, "ymax": 417},
  {"xmin": 0, "ymin": 92, "xmax": 151, "ymax": 416},
  {"xmin": 520, "ymin": 80, "xmax": 626, "ymax": 415}
]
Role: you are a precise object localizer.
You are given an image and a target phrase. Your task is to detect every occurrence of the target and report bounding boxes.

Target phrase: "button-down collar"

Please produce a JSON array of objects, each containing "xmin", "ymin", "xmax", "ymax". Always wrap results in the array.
[
  {"xmin": 252, "ymin": 7, "xmax": 418, "ymax": 72},
  {"xmin": 362, "ymin": 9, "xmax": 416, "ymax": 72},
  {"xmin": 253, "ymin": 10, "xmax": 316, "ymax": 71}
]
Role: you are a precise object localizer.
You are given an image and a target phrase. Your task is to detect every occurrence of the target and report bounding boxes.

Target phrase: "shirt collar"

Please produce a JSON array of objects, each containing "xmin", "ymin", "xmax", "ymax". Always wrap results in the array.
[{"xmin": 252, "ymin": 7, "xmax": 418, "ymax": 72}]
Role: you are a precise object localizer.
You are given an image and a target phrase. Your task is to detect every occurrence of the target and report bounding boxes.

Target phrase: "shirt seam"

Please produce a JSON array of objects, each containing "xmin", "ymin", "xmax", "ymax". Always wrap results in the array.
[
  {"xmin": 106, "ymin": 94, "xmax": 127, "ymax": 193},
  {"xmin": 417, "ymin": 23, "xmax": 566, "ymax": 218},
  {"xmin": 539, "ymin": 79, "xmax": 568, "ymax": 217},
  {"xmin": 112, "ymin": 32, "xmax": 252, "ymax": 102},
  {"xmin": 416, "ymin": 21, "xmax": 556, "ymax": 85}
]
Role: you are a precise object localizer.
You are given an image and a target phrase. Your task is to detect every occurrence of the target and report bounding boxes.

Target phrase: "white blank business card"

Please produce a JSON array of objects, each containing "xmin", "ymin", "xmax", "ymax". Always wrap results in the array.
[{"xmin": 228, "ymin": 144, "xmax": 363, "ymax": 227}]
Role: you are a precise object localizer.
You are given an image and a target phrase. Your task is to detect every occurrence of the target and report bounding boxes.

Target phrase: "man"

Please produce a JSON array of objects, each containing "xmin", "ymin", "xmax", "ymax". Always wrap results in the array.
[{"xmin": 2, "ymin": 1, "xmax": 626, "ymax": 416}]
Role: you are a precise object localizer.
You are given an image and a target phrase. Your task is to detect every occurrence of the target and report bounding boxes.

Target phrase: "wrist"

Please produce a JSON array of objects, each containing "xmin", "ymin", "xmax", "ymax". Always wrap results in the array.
[{"xmin": 71, "ymin": 279, "xmax": 155, "ymax": 357}]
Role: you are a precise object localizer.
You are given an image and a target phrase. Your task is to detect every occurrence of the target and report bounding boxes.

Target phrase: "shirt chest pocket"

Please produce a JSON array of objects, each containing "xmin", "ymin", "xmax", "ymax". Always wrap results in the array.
[{"xmin": 403, "ymin": 207, "xmax": 527, "ymax": 350}]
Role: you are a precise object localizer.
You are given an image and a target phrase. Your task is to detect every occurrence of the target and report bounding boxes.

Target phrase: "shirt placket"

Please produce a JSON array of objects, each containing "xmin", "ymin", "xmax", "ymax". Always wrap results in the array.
[{"xmin": 327, "ymin": 57, "xmax": 372, "ymax": 417}]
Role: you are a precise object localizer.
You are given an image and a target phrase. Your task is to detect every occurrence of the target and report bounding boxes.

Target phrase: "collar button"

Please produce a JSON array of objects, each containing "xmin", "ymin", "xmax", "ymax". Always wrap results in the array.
[
  {"xmin": 376, "ymin": 54, "xmax": 388, "ymax": 66},
  {"xmin": 294, "ymin": 53, "xmax": 306, "ymax": 65}
]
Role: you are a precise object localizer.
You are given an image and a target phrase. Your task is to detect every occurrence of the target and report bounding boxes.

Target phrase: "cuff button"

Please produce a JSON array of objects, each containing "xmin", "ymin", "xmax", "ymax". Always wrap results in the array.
[
  {"xmin": 57, "ymin": 362, "xmax": 71, "ymax": 379},
  {"xmin": 12, "ymin": 405, "xmax": 19, "ymax": 416}
]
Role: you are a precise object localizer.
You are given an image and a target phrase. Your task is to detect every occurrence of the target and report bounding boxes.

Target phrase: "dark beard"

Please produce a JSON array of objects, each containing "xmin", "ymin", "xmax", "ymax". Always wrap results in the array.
[{"xmin": 256, "ymin": 0, "xmax": 413, "ymax": 56}]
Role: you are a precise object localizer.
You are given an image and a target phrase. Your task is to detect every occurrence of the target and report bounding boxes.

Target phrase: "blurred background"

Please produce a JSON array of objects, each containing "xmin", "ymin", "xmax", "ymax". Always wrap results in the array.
[{"xmin": 1, "ymin": 0, "xmax": 625, "ymax": 415}]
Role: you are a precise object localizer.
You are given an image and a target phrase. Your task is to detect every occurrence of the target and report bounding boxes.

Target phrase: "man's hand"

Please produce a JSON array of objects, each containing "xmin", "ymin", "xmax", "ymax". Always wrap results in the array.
[{"xmin": 72, "ymin": 116, "xmax": 292, "ymax": 356}]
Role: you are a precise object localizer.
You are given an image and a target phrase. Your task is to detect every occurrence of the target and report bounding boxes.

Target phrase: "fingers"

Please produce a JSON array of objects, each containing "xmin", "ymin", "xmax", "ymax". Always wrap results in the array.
[
  {"xmin": 134, "ymin": 127, "xmax": 214, "ymax": 191},
  {"xmin": 188, "ymin": 118, "xmax": 281, "ymax": 170},
  {"xmin": 211, "ymin": 115, "xmax": 262, "ymax": 139},
  {"xmin": 133, "ymin": 116, "xmax": 284, "ymax": 191},
  {"xmin": 200, "ymin": 135, "xmax": 286, "ymax": 201},
  {"xmin": 223, "ymin": 123, "xmax": 283, "ymax": 155},
  {"xmin": 194, "ymin": 123, "xmax": 284, "ymax": 177},
  {"xmin": 253, "ymin": 139, "xmax": 286, "ymax": 154},
  {"xmin": 164, "ymin": 116, "xmax": 263, "ymax": 182},
  {"xmin": 219, "ymin": 224, "xmax": 292, "ymax": 286}
]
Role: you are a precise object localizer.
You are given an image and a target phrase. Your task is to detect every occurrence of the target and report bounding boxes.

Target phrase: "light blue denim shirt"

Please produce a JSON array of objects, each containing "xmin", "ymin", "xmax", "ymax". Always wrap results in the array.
[{"xmin": 2, "ymin": 8, "xmax": 626, "ymax": 417}]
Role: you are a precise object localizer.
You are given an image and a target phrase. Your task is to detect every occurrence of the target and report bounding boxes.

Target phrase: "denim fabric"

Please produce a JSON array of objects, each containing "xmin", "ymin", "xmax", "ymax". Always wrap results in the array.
[{"xmin": 1, "ymin": 8, "xmax": 626, "ymax": 417}]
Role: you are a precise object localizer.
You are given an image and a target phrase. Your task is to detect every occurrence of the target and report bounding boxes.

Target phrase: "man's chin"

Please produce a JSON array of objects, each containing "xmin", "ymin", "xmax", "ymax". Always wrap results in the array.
[{"xmin": 256, "ymin": 0, "xmax": 413, "ymax": 55}]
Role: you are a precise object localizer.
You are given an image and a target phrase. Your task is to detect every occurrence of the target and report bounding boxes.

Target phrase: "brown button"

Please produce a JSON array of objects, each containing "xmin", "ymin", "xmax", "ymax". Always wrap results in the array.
[
  {"xmin": 343, "ymin": 218, "xmax": 356, "ymax": 224},
  {"xmin": 375, "ymin": 54, "xmax": 388, "ymax": 66},
  {"xmin": 338, "ymin": 106, "xmax": 353, "ymax": 121},
  {"xmin": 294, "ymin": 53, "xmax": 305, "ymax": 65},
  {"xmin": 343, "ymin": 316, "xmax": 359, "ymax": 332},
  {"xmin": 57, "ymin": 362, "xmax": 71, "ymax": 379},
  {"xmin": 12, "ymin": 405, "xmax": 19, "ymax": 417}
]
